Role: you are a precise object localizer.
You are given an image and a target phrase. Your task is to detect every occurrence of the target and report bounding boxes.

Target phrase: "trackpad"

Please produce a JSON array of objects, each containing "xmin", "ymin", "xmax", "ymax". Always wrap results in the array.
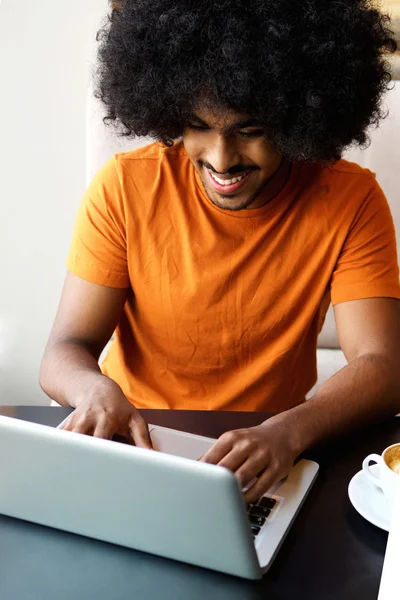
[{"xmin": 149, "ymin": 425, "xmax": 215, "ymax": 461}]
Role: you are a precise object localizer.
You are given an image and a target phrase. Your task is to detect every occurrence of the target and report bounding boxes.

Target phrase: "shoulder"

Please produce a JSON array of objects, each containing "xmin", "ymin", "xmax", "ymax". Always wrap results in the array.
[
  {"xmin": 324, "ymin": 158, "xmax": 378, "ymax": 189},
  {"xmin": 296, "ymin": 158, "xmax": 383, "ymax": 212},
  {"xmin": 323, "ymin": 159, "xmax": 383, "ymax": 202},
  {"xmin": 107, "ymin": 140, "xmax": 191, "ymax": 218},
  {"xmin": 114, "ymin": 140, "xmax": 188, "ymax": 174},
  {"xmin": 291, "ymin": 158, "xmax": 389, "ymax": 240},
  {"xmin": 325, "ymin": 158, "xmax": 375, "ymax": 179},
  {"xmin": 324, "ymin": 160, "xmax": 387, "ymax": 217},
  {"xmin": 297, "ymin": 158, "xmax": 377, "ymax": 189}
]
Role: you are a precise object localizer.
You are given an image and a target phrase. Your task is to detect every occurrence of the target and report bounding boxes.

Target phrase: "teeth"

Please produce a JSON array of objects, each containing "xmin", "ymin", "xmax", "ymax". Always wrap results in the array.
[{"xmin": 209, "ymin": 172, "xmax": 245, "ymax": 186}]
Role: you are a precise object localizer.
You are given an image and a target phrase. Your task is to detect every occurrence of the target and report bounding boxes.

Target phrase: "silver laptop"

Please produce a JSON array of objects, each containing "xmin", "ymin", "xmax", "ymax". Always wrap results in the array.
[
  {"xmin": 0, "ymin": 414, "xmax": 318, "ymax": 579},
  {"xmin": 378, "ymin": 483, "xmax": 400, "ymax": 599}
]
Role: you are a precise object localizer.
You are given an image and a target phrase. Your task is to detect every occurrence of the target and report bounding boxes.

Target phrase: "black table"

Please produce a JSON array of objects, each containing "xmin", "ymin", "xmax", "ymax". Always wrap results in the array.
[{"xmin": 0, "ymin": 407, "xmax": 398, "ymax": 600}]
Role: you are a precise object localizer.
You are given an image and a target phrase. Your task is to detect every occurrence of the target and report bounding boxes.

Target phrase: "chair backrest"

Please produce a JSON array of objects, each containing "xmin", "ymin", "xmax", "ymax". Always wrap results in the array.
[{"xmin": 86, "ymin": 82, "xmax": 400, "ymax": 349}]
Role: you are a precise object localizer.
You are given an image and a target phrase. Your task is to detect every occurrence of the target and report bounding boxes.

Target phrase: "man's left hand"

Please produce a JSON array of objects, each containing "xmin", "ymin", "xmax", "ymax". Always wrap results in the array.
[{"xmin": 199, "ymin": 419, "xmax": 299, "ymax": 504}]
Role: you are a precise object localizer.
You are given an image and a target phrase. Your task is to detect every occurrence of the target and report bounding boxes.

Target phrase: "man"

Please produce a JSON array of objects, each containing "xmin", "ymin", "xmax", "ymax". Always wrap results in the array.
[{"xmin": 40, "ymin": 0, "xmax": 400, "ymax": 504}]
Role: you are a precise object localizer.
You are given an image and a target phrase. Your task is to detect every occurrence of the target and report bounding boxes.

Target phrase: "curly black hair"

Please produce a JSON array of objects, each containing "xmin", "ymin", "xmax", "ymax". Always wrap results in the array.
[{"xmin": 94, "ymin": 0, "xmax": 397, "ymax": 162}]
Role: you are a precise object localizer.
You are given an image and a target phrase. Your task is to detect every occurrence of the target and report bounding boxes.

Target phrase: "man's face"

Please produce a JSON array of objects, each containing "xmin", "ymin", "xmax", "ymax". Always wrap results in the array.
[{"xmin": 183, "ymin": 105, "xmax": 283, "ymax": 211}]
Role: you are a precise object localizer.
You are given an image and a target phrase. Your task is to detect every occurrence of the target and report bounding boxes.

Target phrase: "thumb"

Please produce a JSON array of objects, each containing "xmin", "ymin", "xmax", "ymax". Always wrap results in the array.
[{"xmin": 129, "ymin": 417, "xmax": 154, "ymax": 450}]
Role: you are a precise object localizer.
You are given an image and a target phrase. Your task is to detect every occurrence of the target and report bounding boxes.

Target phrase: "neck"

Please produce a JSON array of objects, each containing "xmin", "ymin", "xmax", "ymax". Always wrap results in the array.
[{"xmin": 256, "ymin": 156, "xmax": 292, "ymax": 208}]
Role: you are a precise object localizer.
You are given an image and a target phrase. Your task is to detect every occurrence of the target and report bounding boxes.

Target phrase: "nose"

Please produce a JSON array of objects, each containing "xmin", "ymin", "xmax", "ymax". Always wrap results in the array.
[{"xmin": 205, "ymin": 134, "xmax": 241, "ymax": 174}]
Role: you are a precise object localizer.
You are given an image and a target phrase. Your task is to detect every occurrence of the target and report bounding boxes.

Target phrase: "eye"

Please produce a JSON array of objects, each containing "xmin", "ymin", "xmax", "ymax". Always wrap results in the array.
[
  {"xmin": 187, "ymin": 123, "xmax": 209, "ymax": 131},
  {"xmin": 238, "ymin": 130, "xmax": 265, "ymax": 139}
]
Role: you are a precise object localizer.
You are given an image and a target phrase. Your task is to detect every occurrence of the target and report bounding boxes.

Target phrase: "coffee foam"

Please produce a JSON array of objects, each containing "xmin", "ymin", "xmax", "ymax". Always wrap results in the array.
[
  {"xmin": 384, "ymin": 444, "xmax": 400, "ymax": 474},
  {"xmin": 389, "ymin": 460, "xmax": 400, "ymax": 474}
]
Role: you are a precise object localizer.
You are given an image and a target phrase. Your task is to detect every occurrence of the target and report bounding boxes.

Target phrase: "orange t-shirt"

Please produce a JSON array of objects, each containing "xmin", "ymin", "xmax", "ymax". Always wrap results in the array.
[{"xmin": 66, "ymin": 141, "xmax": 400, "ymax": 412}]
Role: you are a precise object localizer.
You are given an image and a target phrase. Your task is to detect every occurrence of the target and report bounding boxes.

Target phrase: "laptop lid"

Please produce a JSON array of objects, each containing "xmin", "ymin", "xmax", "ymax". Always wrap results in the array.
[
  {"xmin": 0, "ymin": 415, "xmax": 261, "ymax": 579},
  {"xmin": 378, "ymin": 482, "xmax": 400, "ymax": 600},
  {"xmin": 149, "ymin": 423, "xmax": 319, "ymax": 575}
]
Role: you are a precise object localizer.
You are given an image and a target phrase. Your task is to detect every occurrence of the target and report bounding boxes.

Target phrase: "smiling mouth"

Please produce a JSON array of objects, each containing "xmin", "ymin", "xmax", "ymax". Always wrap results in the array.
[{"xmin": 205, "ymin": 167, "xmax": 253, "ymax": 195}]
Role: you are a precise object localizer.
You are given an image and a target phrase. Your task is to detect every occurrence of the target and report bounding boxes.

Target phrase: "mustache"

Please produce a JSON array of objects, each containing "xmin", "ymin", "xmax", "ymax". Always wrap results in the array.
[{"xmin": 200, "ymin": 161, "xmax": 258, "ymax": 176}]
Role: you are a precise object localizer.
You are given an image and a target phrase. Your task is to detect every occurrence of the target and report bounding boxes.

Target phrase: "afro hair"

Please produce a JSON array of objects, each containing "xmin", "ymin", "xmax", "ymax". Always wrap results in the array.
[{"xmin": 94, "ymin": 0, "xmax": 397, "ymax": 162}]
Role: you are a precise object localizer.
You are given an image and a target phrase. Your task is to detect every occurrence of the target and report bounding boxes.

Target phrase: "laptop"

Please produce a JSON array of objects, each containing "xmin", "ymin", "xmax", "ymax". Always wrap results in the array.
[
  {"xmin": 378, "ymin": 482, "xmax": 400, "ymax": 599},
  {"xmin": 0, "ymin": 414, "xmax": 318, "ymax": 579}
]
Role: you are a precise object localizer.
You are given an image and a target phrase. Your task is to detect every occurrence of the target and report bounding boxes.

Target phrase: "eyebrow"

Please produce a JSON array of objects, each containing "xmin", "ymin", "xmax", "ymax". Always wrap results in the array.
[{"xmin": 189, "ymin": 115, "xmax": 262, "ymax": 130}]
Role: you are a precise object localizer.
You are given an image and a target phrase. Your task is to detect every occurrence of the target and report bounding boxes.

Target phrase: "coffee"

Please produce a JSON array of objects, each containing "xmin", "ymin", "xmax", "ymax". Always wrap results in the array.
[
  {"xmin": 363, "ymin": 442, "xmax": 400, "ymax": 514},
  {"xmin": 384, "ymin": 444, "xmax": 400, "ymax": 475},
  {"xmin": 387, "ymin": 458, "xmax": 400, "ymax": 474}
]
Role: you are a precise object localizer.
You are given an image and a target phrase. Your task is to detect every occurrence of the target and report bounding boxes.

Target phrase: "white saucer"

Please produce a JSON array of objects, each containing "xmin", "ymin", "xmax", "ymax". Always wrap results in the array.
[{"xmin": 348, "ymin": 464, "xmax": 390, "ymax": 532}]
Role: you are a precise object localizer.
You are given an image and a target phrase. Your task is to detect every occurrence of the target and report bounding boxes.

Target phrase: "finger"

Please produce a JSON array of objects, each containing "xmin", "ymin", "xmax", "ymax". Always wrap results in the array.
[
  {"xmin": 57, "ymin": 413, "xmax": 83, "ymax": 431},
  {"xmin": 129, "ymin": 417, "xmax": 153, "ymax": 449},
  {"xmin": 199, "ymin": 436, "xmax": 234, "ymax": 464},
  {"xmin": 217, "ymin": 449, "xmax": 249, "ymax": 473},
  {"xmin": 244, "ymin": 468, "xmax": 279, "ymax": 505},
  {"xmin": 69, "ymin": 417, "xmax": 95, "ymax": 436},
  {"xmin": 57, "ymin": 414, "xmax": 74, "ymax": 429},
  {"xmin": 93, "ymin": 419, "xmax": 113, "ymax": 440},
  {"xmin": 234, "ymin": 454, "xmax": 270, "ymax": 489},
  {"xmin": 59, "ymin": 417, "xmax": 81, "ymax": 432},
  {"xmin": 57, "ymin": 411, "xmax": 88, "ymax": 433}
]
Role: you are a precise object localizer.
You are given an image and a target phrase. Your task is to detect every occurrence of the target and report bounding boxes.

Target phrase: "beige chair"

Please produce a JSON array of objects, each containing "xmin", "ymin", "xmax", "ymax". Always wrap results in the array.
[{"xmin": 86, "ymin": 82, "xmax": 400, "ymax": 396}]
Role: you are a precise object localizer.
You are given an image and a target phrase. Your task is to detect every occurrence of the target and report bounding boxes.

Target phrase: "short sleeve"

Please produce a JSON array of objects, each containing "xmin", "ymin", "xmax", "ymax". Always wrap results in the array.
[
  {"xmin": 331, "ymin": 179, "xmax": 400, "ymax": 305},
  {"xmin": 66, "ymin": 156, "xmax": 130, "ymax": 288}
]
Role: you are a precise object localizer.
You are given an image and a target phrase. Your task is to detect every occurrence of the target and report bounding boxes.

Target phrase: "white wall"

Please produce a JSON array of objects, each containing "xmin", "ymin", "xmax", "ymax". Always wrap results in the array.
[{"xmin": 0, "ymin": 0, "xmax": 108, "ymax": 404}]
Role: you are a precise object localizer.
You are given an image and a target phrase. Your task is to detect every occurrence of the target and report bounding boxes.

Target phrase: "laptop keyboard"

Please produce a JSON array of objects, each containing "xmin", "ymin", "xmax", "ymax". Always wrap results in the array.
[{"xmin": 247, "ymin": 496, "xmax": 277, "ymax": 538}]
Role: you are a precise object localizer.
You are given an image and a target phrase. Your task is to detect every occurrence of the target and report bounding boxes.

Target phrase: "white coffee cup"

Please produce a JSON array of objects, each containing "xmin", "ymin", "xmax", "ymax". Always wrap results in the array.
[{"xmin": 363, "ymin": 442, "xmax": 400, "ymax": 515}]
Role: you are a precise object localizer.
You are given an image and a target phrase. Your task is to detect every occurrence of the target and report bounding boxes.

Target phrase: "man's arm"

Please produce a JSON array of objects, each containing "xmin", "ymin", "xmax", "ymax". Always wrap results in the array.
[
  {"xmin": 40, "ymin": 271, "xmax": 127, "ymax": 407},
  {"xmin": 40, "ymin": 271, "xmax": 152, "ymax": 447},
  {"xmin": 201, "ymin": 297, "xmax": 400, "ymax": 503},
  {"xmin": 274, "ymin": 297, "xmax": 400, "ymax": 451}
]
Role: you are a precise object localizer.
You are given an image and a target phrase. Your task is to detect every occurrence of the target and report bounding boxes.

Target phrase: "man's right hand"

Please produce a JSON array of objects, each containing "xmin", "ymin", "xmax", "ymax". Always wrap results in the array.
[
  {"xmin": 40, "ymin": 273, "xmax": 153, "ymax": 449},
  {"xmin": 57, "ymin": 378, "xmax": 153, "ymax": 449}
]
